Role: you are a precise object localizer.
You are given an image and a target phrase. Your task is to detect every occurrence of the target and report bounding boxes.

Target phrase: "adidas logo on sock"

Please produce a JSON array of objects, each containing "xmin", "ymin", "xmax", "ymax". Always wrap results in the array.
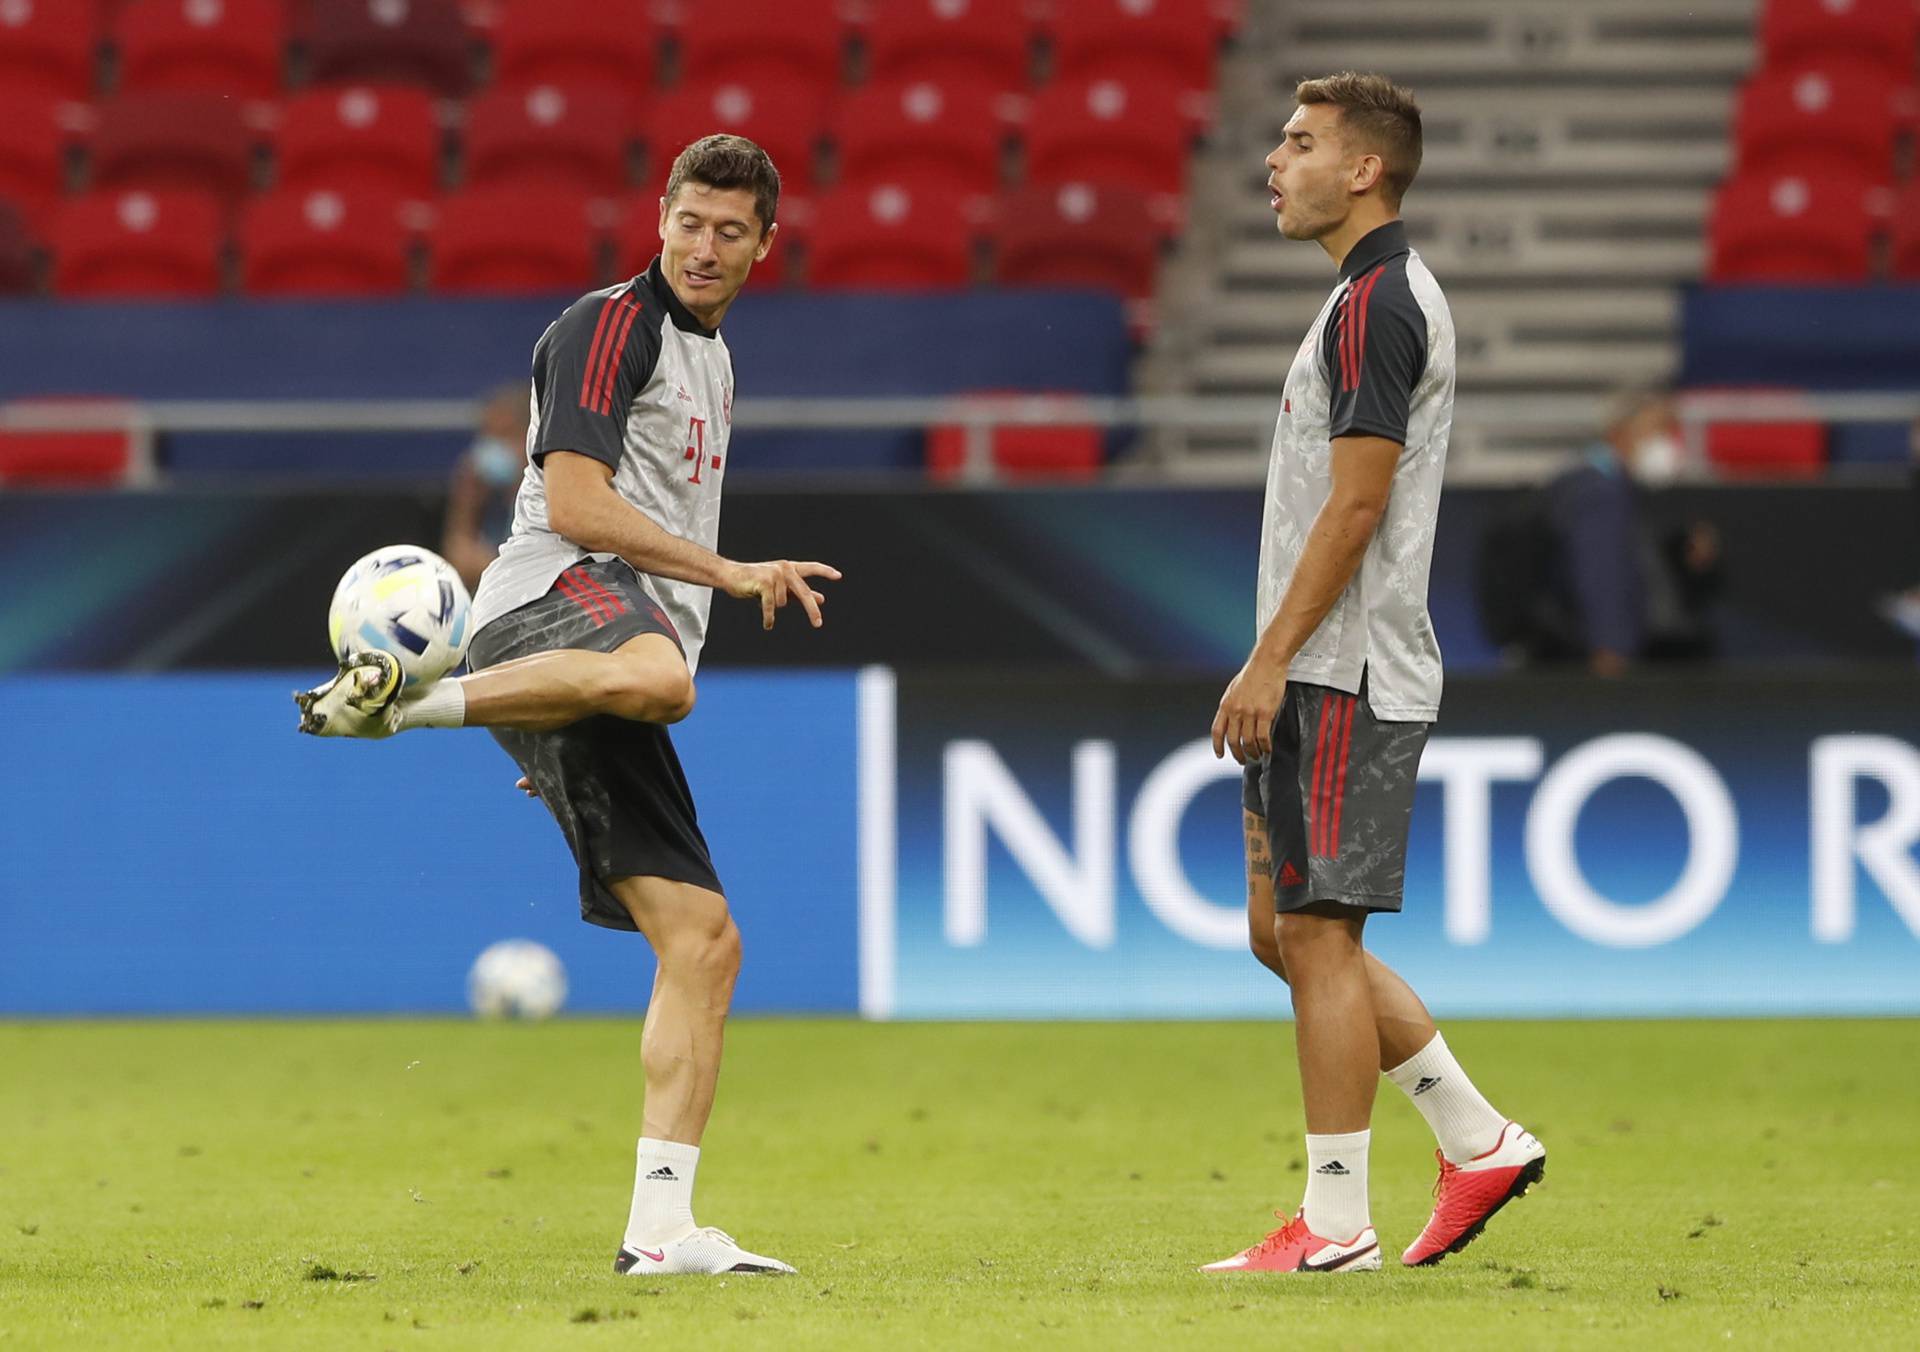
[
  {"xmin": 1314, "ymin": 1160, "xmax": 1350, "ymax": 1176},
  {"xmin": 1412, "ymin": 1075, "xmax": 1442, "ymax": 1096},
  {"xmin": 645, "ymin": 1166, "xmax": 677, "ymax": 1181}
]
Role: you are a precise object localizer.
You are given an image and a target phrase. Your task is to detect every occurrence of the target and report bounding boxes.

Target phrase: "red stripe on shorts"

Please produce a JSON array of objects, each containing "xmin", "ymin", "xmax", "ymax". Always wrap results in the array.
[
  {"xmin": 555, "ymin": 570, "xmax": 609, "ymax": 626},
  {"xmin": 1326, "ymin": 695, "xmax": 1358, "ymax": 861},
  {"xmin": 1310, "ymin": 694, "xmax": 1336, "ymax": 858},
  {"xmin": 575, "ymin": 570, "xmax": 628, "ymax": 617}
]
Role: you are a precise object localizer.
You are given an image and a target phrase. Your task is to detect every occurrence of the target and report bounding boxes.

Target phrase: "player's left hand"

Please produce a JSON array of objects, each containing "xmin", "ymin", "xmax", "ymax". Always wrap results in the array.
[
  {"xmin": 514, "ymin": 776, "xmax": 540, "ymax": 799},
  {"xmin": 726, "ymin": 560, "xmax": 843, "ymax": 630},
  {"xmin": 1212, "ymin": 654, "xmax": 1288, "ymax": 765}
]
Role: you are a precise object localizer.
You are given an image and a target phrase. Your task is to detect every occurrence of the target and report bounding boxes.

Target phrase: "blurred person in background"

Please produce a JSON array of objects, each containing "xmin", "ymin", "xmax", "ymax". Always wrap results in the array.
[
  {"xmin": 442, "ymin": 383, "xmax": 533, "ymax": 593},
  {"xmin": 1876, "ymin": 414, "xmax": 1920, "ymax": 641},
  {"xmin": 1478, "ymin": 386, "xmax": 1722, "ymax": 675}
]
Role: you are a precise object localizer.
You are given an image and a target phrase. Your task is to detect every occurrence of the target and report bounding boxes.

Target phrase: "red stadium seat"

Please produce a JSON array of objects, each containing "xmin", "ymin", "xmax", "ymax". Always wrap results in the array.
[
  {"xmin": 676, "ymin": 0, "xmax": 845, "ymax": 99},
  {"xmin": 647, "ymin": 79, "xmax": 829, "ymax": 190},
  {"xmin": 240, "ymin": 186, "xmax": 412, "ymax": 294},
  {"xmin": 1047, "ymin": 0, "xmax": 1220, "ymax": 89},
  {"xmin": 831, "ymin": 77, "xmax": 1014, "ymax": 198},
  {"xmin": 1885, "ymin": 184, "xmax": 1920, "ymax": 277},
  {"xmin": 0, "ymin": 198, "xmax": 38, "ymax": 294},
  {"xmin": 0, "ymin": 92, "xmax": 78, "ymax": 229},
  {"xmin": 862, "ymin": 0, "xmax": 1034, "ymax": 92},
  {"xmin": 1707, "ymin": 172, "xmax": 1881, "ymax": 281},
  {"xmin": 1025, "ymin": 76, "xmax": 1193, "ymax": 196},
  {"xmin": 992, "ymin": 181, "xmax": 1158, "ymax": 298},
  {"xmin": 926, "ymin": 392, "xmax": 1104, "ymax": 480},
  {"xmin": 277, "ymin": 83, "xmax": 441, "ymax": 196},
  {"xmin": 115, "ymin": 0, "xmax": 287, "ymax": 99},
  {"xmin": 304, "ymin": 0, "xmax": 474, "ymax": 96},
  {"xmin": 0, "ymin": 0, "xmax": 102, "ymax": 101},
  {"xmin": 804, "ymin": 181, "xmax": 974, "ymax": 288},
  {"xmin": 429, "ymin": 186, "xmax": 598, "ymax": 292},
  {"xmin": 1759, "ymin": 0, "xmax": 1920, "ymax": 80},
  {"xmin": 491, "ymin": 0, "xmax": 660, "ymax": 101},
  {"xmin": 1734, "ymin": 63, "xmax": 1911, "ymax": 179},
  {"xmin": 90, "ymin": 91, "xmax": 260, "ymax": 203},
  {"xmin": 50, "ymin": 188, "xmax": 225, "ymax": 296},
  {"xmin": 463, "ymin": 83, "xmax": 637, "ymax": 195},
  {"xmin": 0, "ymin": 398, "xmax": 141, "ymax": 485},
  {"xmin": 1695, "ymin": 394, "xmax": 1827, "ymax": 479}
]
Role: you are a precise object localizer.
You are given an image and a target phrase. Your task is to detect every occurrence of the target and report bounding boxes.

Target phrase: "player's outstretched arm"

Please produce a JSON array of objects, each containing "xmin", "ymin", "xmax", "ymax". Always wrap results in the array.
[
  {"xmin": 545, "ymin": 451, "xmax": 840, "ymax": 628},
  {"xmin": 1212, "ymin": 434, "xmax": 1399, "ymax": 764}
]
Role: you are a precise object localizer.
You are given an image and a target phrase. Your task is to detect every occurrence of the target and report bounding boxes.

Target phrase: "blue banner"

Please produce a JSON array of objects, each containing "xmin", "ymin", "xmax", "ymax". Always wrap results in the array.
[
  {"xmin": 7, "ymin": 670, "xmax": 1918, "ymax": 1017},
  {"xmin": 0, "ymin": 673, "xmax": 860, "ymax": 1015},
  {"xmin": 861, "ymin": 672, "xmax": 1920, "ymax": 1018}
]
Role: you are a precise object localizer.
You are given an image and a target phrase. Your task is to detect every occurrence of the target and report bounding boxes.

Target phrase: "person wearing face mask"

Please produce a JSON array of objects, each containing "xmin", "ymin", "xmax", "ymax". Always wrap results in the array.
[
  {"xmin": 441, "ymin": 382, "xmax": 534, "ymax": 592},
  {"xmin": 1536, "ymin": 385, "xmax": 1722, "ymax": 675}
]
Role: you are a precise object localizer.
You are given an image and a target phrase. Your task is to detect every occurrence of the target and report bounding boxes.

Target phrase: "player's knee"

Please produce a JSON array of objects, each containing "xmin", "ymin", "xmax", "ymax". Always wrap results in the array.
[
  {"xmin": 691, "ymin": 916, "xmax": 741, "ymax": 985},
  {"xmin": 1275, "ymin": 912, "xmax": 1348, "ymax": 975},
  {"xmin": 661, "ymin": 672, "xmax": 696, "ymax": 724},
  {"xmin": 1249, "ymin": 920, "xmax": 1289, "ymax": 982},
  {"xmin": 601, "ymin": 654, "xmax": 693, "ymax": 724}
]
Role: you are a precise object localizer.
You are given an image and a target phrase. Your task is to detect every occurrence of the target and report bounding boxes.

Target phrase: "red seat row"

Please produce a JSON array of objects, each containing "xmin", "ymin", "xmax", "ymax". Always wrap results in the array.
[
  {"xmin": 19, "ymin": 180, "xmax": 1165, "ymax": 298},
  {"xmin": 1708, "ymin": 0, "xmax": 1920, "ymax": 279},
  {"xmin": 0, "ymin": 70, "xmax": 1197, "ymax": 226},
  {"xmin": 1756, "ymin": 0, "xmax": 1920, "ymax": 81},
  {"xmin": 1731, "ymin": 59, "xmax": 1917, "ymax": 181},
  {"xmin": 3, "ymin": 0, "xmax": 473, "ymax": 99},
  {"xmin": 0, "ymin": 0, "xmax": 1238, "ymax": 101},
  {"xmin": 1706, "ymin": 171, "xmax": 1920, "ymax": 280}
]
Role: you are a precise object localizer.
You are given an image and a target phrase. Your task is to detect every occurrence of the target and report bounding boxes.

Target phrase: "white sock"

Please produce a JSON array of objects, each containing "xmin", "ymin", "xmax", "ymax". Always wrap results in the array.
[
  {"xmin": 395, "ymin": 680, "xmax": 466, "ymax": 729},
  {"xmin": 1301, "ymin": 1130, "xmax": 1370, "ymax": 1241},
  {"xmin": 623, "ymin": 1138, "xmax": 699, "ymax": 1248},
  {"xmin": 1384, "ymin": 1031, "xmax": 1508, "ymax": 1164}
]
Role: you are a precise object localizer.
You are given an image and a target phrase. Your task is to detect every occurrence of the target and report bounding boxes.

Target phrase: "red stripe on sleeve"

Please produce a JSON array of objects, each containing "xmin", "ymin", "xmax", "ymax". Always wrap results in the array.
[
  {"xmin": 591, "ymin": 297, "xmax": 642, "ymax": 415},
  {"xmin": 1309, "ymin": 694, "xmax": 1336, "ymax": 858},
  {"xmin": 1354, "ymin": 272, "xmax": 1380, "ymax": 384},
  {"xmin": 1340, "ymin": 284, "xmax": 1357, "ymax": 389},
  {"xmin": 1326, "ymin": 696, "xmax": 1358, "ymax": 861},
  {"xmin": 577, "ymin": 296, "xmax": 620, "ymax": 410},
  {"xmin": 1344, "ymin": 284, "xmax": 1359, "ymax": 387}
]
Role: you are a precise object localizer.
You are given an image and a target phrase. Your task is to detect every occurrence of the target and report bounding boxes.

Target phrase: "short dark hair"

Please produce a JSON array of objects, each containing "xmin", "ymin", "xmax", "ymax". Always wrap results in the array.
[
  {"xmin": 664, "ymin": 134, "xmax": 780, "ymax": 234},
  {"xmin": 1294, "ymin": 72, "xmax": 1423, "ymax": 207}
]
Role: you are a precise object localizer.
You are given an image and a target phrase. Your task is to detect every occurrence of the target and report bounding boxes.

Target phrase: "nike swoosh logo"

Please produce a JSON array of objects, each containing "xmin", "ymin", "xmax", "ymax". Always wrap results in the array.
[
  {"xmin": 636, "ymin": 1248, "xmax": 665, "ymax": 1263},
  {"xmin": 1301, "ymin": 1241, "xmax": 1378, "ymax": 1272}
]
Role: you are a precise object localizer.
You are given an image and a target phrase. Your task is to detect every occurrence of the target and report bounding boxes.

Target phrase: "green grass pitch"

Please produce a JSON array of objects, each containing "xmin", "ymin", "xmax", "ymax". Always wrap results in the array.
[{"xmin": 2, "ymin": 1019, "xmax": 1916, "ymax": 1350}]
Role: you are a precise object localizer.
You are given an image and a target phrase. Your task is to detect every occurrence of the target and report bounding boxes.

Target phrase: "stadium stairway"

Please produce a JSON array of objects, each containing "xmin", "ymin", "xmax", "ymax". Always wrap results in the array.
[{"xmin": 1142, "ymin": 0, "xmax": 1759, "ymax": 478}]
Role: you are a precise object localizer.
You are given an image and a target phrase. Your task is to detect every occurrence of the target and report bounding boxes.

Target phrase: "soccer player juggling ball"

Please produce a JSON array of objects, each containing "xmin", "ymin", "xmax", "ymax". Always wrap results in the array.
[
  {"xmin": 297, "ymin": 136, "xmax": 835, "ymax": 1277},
  {"xmin": 1202, "ymin": 74, "xmax": 1546, "ymax": 1276}
]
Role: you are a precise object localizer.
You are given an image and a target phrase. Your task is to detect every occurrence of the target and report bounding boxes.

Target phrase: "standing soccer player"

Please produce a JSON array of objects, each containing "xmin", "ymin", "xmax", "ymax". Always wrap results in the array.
[
  {"xmin": 296, "ymin": 135, "xmax": 835, "ymax": 1276},
  {"xmin": 1201, "ymin": 75, "xmax": 1545, "ymax": 1275}
]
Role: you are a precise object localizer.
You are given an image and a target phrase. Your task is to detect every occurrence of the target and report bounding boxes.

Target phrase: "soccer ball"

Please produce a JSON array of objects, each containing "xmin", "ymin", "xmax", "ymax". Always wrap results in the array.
[
  {"xmin": 467, "ymin": 939, "xmax": 568, "ymax": 1020},
  {"xmin": 327, "ymin": 544, "xmax": 472, "ymax": 689}
]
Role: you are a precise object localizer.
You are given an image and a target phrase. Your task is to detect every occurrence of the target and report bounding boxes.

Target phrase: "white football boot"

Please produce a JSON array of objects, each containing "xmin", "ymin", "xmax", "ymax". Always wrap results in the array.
[
  {"xmin": 294, "ymin": 650, "xmax": 406, "ymax": 738},
  {"xmin": 614, "ymin": 1227, "xmax": 796, "ymax": 1276}
]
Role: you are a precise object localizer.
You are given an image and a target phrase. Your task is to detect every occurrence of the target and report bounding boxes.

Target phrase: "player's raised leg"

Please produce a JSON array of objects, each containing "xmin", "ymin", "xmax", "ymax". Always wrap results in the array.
[
  {"xmin": 297, "ymin": 625, "xmax": 695, "ymax": 738},
  {"xmin": 609, "ymin": 874, "xmax": 793, "ymax": 1276}
]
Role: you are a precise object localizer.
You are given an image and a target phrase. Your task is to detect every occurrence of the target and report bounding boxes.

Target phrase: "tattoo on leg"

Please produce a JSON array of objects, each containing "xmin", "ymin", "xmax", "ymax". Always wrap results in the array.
[{"xmin": 1245, "ymin": 813, "xmax": 1272, "ymax": 887}]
